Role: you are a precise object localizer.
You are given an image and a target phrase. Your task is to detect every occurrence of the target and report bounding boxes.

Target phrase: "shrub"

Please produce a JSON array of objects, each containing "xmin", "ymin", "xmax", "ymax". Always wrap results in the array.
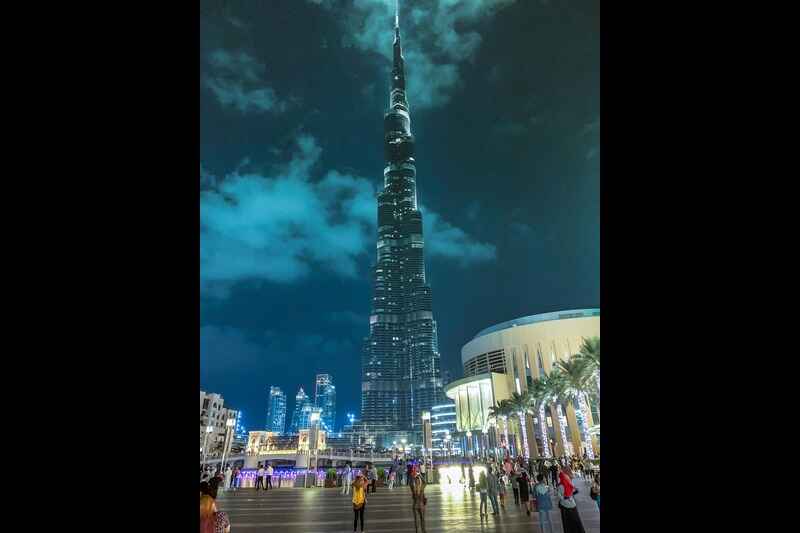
[
  {"xmin": 377, "ymin": 467, "xmax": 386, "ymax": 480},
  {"xmin": 326, "ymin": 468, "xmax": 337, "ymax": 480}
]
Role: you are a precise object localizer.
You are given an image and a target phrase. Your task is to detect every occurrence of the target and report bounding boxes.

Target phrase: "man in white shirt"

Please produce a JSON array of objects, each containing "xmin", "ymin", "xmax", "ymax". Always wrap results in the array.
[
  {"xmin": 342, "ymin": 464, "xmax": 352, "ymax": 495},
  {"xmin": 265, "ymin": 463, "xmax": 274, "ymax": 490},
  {"xmin": 256, "ymin": 465, "xmax": 265, "ymax": 490}
]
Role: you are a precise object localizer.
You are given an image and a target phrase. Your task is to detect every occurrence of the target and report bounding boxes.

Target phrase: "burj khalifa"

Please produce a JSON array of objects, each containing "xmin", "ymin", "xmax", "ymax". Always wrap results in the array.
[{"xmin": 361, "ymin": 4, "xmax": 444, "ymax": 439}]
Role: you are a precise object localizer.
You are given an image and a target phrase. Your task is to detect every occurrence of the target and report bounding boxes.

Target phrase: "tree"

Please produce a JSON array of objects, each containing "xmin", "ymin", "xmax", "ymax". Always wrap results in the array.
[
  {"xmin": 577, "ymin": 336, "xmax": 600, "ymax": 370},
  {"xmin": 575, "ymin": 336, "xmax": 600, "ymax": 416},
  {"xmin": 556, "ymin": 356, "xmax": 596, "ymax": 458},
  {"xmin": 527, "ymin": 377, "xmax": 554, "ymax": 457},
  {"xmin": 488, "ymin": 400, "xmax": 512, "ymax": 454},
  {"xmin": 508, "ymin": 391, "xmax": 532, "ymax": 459},
  {"xmin": 541, "ymin": 369, "xmax": 572, "ymax": 456}
]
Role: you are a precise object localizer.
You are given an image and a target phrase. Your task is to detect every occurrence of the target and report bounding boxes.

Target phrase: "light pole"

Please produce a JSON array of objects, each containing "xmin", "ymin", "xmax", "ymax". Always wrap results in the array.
[
  {"xmin": 202, "ymin": 425, "xmax": 214, "ymax": 472},
  {"xmin": 307, "ymin": 411, "xmax": 321, "ymax": 488},
  {"xmin": 220, "ymin": 417, "xmax": 235, "ymax": 473}
]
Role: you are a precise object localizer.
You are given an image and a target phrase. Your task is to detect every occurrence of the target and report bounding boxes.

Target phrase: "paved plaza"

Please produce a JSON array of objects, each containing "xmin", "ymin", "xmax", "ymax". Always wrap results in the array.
[{"xmin": 215, "ymin": 475, "xmax": 600, "ymax": 532}]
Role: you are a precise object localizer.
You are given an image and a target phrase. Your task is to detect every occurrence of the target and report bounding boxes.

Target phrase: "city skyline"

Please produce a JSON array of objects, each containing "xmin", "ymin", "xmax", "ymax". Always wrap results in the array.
[{"xmin": 200, "ymin": 0, "xmax": 599, "ymax": 433}]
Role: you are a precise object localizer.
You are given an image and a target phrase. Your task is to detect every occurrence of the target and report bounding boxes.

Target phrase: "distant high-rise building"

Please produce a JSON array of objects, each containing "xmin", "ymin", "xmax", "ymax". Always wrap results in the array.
[
  {"xmin": 315, "ymin": 373, "xmax": 337, "ymax": 433},
  {"xmin": 289, "ymin": 386, "xmax": 313, "ymax": 433},
  {"xmin": 199, "ymin": 391, "xmax": 238, "ymax": 454},
  {"xmin": 361, "ymin": 8, "xmax": 443, "ymax": 436},
  {"xmin": 267, "ymin": 386, "xmax": 287, "ymax": 434}
]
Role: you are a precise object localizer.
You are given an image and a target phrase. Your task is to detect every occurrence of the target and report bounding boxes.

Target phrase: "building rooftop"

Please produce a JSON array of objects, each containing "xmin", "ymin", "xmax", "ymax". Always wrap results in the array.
[{"xmin": 473, "ymin": 308, "xmax": 600, "ymax": 339}]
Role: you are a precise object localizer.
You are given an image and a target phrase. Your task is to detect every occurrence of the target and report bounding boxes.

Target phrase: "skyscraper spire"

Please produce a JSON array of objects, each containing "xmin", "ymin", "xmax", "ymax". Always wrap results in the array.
[{"xmin": 395, "ymin": 0, "xmax": 399, "ymax": 29}]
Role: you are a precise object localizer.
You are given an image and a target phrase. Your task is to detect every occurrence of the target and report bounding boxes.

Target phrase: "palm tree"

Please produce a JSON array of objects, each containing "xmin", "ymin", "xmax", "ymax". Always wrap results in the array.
[
  {"xmin": 575, "ymin": 336, "xmax": 600, "ymax": 417},
  {"xmin": 541, "ymin": 369, "xmax": 572, "ymax": 456},
  {"xmin": 527, "ymin": 377, "xmax": 553, "ymax": 457},
  {"xmin": 577, "ymin": 336, "xmax": 600, "ymax": 370},
  {"xmin": 556, "ymin": 356, "xmax": 596, "ymax": 458},
  {"xmin": 508, "ymin": 391, "xmax": 531, "ymax": 459},
  {"xmin": 488, "ymin": 400, "xmax": 512, "ymax": 454}
]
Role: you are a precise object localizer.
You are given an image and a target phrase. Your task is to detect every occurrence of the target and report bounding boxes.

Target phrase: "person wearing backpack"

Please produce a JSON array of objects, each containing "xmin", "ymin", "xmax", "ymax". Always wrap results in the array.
[
  {"xmin": 351, "ymin": 473, "xmax": 368, "ymax": 533},
  {"xmin": 534, "ymin": 474, "xmax": 555, "ymax": 533}
]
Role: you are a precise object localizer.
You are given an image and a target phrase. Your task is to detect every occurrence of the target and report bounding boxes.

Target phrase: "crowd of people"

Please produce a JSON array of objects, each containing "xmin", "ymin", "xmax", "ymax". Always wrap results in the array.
[
  {"xmin": 199, "ymin": 453, "xmax": 599, "ymax": 533},
  {"xmin": 465, "ymin": 453, "xmax": 599, "ymax": 533}
]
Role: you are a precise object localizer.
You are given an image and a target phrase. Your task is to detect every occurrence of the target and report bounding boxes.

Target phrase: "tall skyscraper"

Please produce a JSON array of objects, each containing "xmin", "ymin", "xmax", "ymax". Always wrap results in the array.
[
  {"xmin": 289, "ymin": 386, "xmax": 313, "ymax": 433},
  {"xmin": 361, "ymin": 8, "xmax": 443, "ymax": 437},
  {"xmin": 267, "ymin": 386, "xmax": 286, "ymax": 434},
  {"xmin": 315, "ymin": 373, "xmax": 337, "ymax": 433}
]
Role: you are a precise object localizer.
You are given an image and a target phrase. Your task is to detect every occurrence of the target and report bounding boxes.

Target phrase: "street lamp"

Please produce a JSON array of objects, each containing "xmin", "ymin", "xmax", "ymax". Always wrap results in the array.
[
  {"xmin": 202, "ymin": 425, "xmax": 214, "ymax": 472},
  {"xmin": 220, "ymin": 418, "xmax": 235, "ymax": 474},
  {"xmin": 307, "ymin": 411, "xmax": 321, "ymax": 488}
]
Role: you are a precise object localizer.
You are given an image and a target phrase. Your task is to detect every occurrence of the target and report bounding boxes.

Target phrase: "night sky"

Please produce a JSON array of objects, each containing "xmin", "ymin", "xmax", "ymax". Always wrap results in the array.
[{"xmin": 200, "ymin": 0, "xmax": 599, "ymax": 433}]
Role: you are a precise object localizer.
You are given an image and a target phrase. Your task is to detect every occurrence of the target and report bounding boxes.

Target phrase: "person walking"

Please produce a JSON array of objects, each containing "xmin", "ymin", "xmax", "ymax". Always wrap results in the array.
[
  {"xmin": 534, "ymin": 474, "xmax": 555, "ymax": 533},
  {"xmin": 229, "ymin": 466, "xmax": 238, "ymax": 490},
  {"xmin": 223, "ymin": 465, "xmax": 232, "ymax": 492},
  {"xmin": 342, "ymin": 463, "xmax": 353, "ymax": 495},
  {"xmin": 518, "ymin": 469, "xmax": 532, "ymax": 516},
  {"xmin": 388, "ymin": 467, "xmax": 397, "ymax": 489},
  {"xmin": 410, "ymin": 473, "xmax": 428, "ymax": 533},
  {"xmin": 477, "ymin": 470, "xmax": 489, "ymax": 518},
  {"xmin": 351, "ymin": 473, "xmax": 368, "ymax": 533},
  {"xmin": 200, "ymin": 494, "xmax": 230, "ymax": 533},
  {"xmin": 366, "ymin": 464, "xmax": 377, "ymax": 493},
  {"xmin": 468, "ymin": 465, "xmax": 475, "ymax": 493},
  {"xmin": 590, "ymin": 476, "xmax": 600, "ymax": 511},
  {"xmin": 255, "ymin": 464, "xmax": 265, "ymax": 491},
  {"xmin": 511, "ymin": 467, "xmax": 520, "ymax": 505},
  {"xmin": 557, "ymin": 468, "xmax": 587, "ymax": 533},
  {"xmin": 498, "ymin": 470, "xmax": 507, "ymax": 508},
  {"xmin": 265, "ymin": 463, "xmax": 274, "ymax": 490},
  {"xmin": 487, "ymin": 467, "xmax": 500, "ymax": 515},
  {"xmin": 550, "ymin": 461, "xmax": 559, "ymax": 487}
]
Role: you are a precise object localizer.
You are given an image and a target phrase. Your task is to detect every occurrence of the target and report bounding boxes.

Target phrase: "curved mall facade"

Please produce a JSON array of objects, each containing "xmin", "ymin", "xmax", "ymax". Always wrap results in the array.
[{"xmin": 453, "ymin": 309, "xmax": 600, "ymax": 458}]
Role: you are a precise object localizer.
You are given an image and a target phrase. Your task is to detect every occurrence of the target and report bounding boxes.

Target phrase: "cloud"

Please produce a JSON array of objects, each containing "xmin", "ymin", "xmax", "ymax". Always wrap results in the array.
[
  {"xmin": 311, "ymin": 0, "xmax": 518, "ymax": 109},
  {"xmin": 421, "ymin": 206, "xmax": 497, "ymax": 265},
  {"xmin": 201, "ymin": 135, "xmax": 496, "ymax": 298},
  {"xmin": 201, "ymin": 135, "xmax": 374, "ymax": 291},
  {"xmin": 203, "ymin": 49, "xmax": 287, "ymax": 113}
]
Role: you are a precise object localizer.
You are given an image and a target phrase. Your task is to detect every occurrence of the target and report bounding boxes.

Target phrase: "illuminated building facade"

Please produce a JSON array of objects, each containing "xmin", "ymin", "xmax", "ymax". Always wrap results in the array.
[
  {"xmin": 199, "ymin": 390, "xmax": 238, "ymax": 453},
  {"xmin": 267, "ymin": 386, "xmax": 287, "ymax": 435},
  {"xmin": 289, "ymin": 386, "xmax": 313, "ymax": 434},
  {"xmin": 460, "ymin": 309, "xmax": 600, "ymax": 458},
  {"xmin": 314, "ymin": 374, "xmax": 337, "ymax": 433},
  {"xmin": 361, "ymin": 5, "xmax": 443, "ymax": 438}
]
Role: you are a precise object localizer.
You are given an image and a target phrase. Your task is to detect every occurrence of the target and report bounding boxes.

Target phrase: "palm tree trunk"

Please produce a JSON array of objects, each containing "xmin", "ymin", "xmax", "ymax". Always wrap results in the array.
[
  {"xmin": 517, "ymin": 411, "xmax": 529, "ymax": 459},
  {"xmin": 553, "ymin": 403, "xmax": 572, "ymax": 456},
  {"xmin": 538, "ymin": 403, "xmax": 551, "ymax": 458},
  {"xmin": 502, "ymin": 418, "xmax": 509, "ymax": 456},
  {"xmin": 572, "ymin": 395, "xmax": 595, "ymax": 459}
]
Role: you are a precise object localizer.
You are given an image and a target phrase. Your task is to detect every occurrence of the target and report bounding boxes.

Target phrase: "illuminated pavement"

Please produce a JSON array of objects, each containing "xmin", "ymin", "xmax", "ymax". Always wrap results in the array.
[{"xmin": 215, "ymin": 474, "xmax": 600, "ymax": 532}]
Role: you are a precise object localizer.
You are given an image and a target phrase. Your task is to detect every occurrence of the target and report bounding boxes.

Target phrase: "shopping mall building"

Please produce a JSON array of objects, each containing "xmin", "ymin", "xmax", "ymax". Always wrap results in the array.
[{"xmin": 445, "ymin": 309, "xmax": 600, "ymax": 459}]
